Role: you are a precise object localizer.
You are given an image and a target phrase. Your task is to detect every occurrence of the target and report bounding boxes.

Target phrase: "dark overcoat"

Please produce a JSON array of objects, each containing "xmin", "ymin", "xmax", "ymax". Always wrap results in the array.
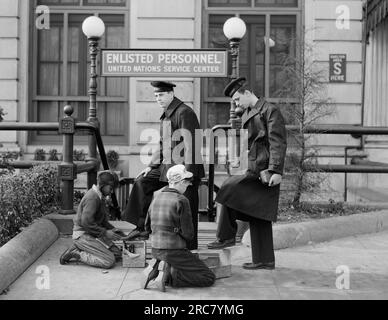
[
  {"xmin": 215, "ymin": 98, "xmax": 287, "ymax": 222},
  {"xmin": 149, "ymin": 97, "xmax": 205, "ymax": 182}
]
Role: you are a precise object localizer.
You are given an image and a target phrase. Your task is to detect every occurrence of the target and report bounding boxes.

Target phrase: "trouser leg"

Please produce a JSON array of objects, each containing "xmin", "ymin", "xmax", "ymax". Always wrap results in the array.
[
  {"xmin": 236, "ymin": 220, "xmax": 250, "ymax": 242},
  {"xmin": 74, "ymin": 234, "xmax": 116, "ymax": 269},
  {"xmin": 152, "ymin": 249, "xmax": 215, "ymax": 288},
  {"xmin": 183, "ymin": 179, "xmax": 200, "ymax": 250},
  {"xmin": 122, "ymin": 167, "xmax": 167, "ymax": 228},
  {"xmin": 249, "ymin": 218, "xmax": 275, "ymax": 264},
  {"xmin": 215, "ymin": 205, "xmax": 241, "ymax": 240}
]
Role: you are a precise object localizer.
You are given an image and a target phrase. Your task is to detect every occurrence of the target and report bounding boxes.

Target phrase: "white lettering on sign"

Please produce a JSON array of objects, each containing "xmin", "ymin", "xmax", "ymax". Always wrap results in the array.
[
  {"xmin": 102, "ymin": 50, "xmax": 227, "ymax": 77},
  {"xmin": 106, "ymin": 53, "xmax": 154, "ymax": 64},
  {"xmin": 158, "ymin": 53, "xmax": 221, "ymax": 64},
  {"xmin": 336, "ymin": 5, "xmax": 350, "ymax": 30},
  {"xmin": 333, "ymin": 62, "xmax": 342, "ymax": 75}
]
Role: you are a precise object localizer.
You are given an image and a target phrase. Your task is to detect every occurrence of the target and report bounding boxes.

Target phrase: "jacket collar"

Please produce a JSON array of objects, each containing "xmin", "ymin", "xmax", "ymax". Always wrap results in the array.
[
  {"xmin": 161, "ymin": 187, "xmax": 182, "ymax": 195},
  {"xmin": 160, "ymin": 97, "xmax": 184, "ymax": 120},
  {"xmin": 241, "ymin": 97, "xmax": 266, "ymax": 127},
  {"xmin": 92, "ymin": 185, "xmax": 102, "ymax": 199}
]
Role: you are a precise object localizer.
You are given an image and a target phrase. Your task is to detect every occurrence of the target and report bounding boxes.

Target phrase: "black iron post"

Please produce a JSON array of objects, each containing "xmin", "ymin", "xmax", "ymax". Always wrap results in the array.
[
  {"xmin": 58, "ymin": 105, "xmax": 77, "ymax": 215},
  {"xmin": 228, "ymin": 39, "xmax": 242, "ymax": 130},
  {"xmin": 86, "ymin": 37, "xmax": 100, "ymax": 189},
  {"xmin": 227, "ymin": 39, "xmax": 244, "ymax": 175}
]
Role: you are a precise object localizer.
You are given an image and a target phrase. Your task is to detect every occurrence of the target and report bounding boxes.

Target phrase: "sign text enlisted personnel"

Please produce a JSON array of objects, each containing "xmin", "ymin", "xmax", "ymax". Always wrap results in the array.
[{"xmin": 101, "ymin": 50, "xmax": 228, "ymax": 77}]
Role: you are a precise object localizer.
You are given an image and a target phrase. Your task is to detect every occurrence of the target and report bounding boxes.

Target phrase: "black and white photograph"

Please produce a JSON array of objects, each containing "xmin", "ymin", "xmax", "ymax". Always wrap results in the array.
[{"xmin": 0, "ymin": 0, "xmax": 388, "ymax": 304}]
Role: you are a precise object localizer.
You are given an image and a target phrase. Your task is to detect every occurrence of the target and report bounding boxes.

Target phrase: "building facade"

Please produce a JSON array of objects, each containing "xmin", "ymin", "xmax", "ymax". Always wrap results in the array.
[{"xmin": 0, "ymin": 0, "xmax": 371, "ymax": 201}]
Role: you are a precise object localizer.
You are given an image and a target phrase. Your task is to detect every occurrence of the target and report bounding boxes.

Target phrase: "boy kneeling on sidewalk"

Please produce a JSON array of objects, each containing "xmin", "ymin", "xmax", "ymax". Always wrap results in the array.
[
  {"xmin": 141, "ymin": 164, "xmax": 215, "ymax": 291},
  {"xmin": 59, "ymin": 170, "xmax": 126, "ymax": 269}
]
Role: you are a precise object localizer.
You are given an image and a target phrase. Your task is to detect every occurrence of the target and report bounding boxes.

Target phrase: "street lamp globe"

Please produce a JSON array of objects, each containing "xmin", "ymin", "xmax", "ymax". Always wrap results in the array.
[
  {"xmin": 82, "ymin": 16, "xmax": 105, "ymax": 39},
  {"xmin": 223, "ymin": 17, "xmax": 246, "ymax": 41}
]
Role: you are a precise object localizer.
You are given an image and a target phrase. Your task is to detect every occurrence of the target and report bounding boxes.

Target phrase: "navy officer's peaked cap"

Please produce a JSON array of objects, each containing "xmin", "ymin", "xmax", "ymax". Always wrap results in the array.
[
  {"xmin": 223, "ymin": 77, "xmax": 247, "ymax": 97},
  {"xmin": 151, "ymin": 81, "xmax": 176, "ymax": 92}
]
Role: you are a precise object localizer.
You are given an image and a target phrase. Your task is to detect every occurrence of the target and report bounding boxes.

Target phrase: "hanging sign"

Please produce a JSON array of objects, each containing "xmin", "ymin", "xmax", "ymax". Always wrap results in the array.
[
  {"xmin": 101, "ymin": 49, "xmax": 228, "ymax": 77},
  {"xmin": 329, "ymin": 54, "xmax": 347, "ymax": 82}
]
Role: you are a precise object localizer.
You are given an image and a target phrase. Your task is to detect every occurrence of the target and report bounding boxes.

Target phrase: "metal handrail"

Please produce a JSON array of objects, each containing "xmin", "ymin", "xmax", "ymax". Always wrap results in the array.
[
  {"xmin": 0, "ymin": 109, "xmax": 120, "ymax": 217},
  {"xmin": 204, "ymin": 123, "xmax": 388, "ymax": 220}
]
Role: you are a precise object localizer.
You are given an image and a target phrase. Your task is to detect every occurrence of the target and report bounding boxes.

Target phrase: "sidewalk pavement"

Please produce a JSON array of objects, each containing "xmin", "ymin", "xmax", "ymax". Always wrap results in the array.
[{"xmin": 1, "ymin": 230, "xmax": 388, "ymax": 300}]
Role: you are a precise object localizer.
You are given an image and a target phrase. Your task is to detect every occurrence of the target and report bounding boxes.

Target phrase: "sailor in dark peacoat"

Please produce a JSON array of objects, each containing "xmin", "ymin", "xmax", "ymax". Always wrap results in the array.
[
  {"xmin": 208, "ymin": 77, "xmax": 287, "ymax": 270},
  {"xmin": 215, "ymin": 96, "xmax": 287, "ymax": 222},
  {"xmin": 122, "ymin": 81, "xmax": 204, "ymax": 250}
]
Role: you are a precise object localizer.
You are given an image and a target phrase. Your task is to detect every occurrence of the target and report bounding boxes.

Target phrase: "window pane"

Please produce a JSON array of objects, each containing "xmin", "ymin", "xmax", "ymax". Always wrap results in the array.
[
  {"xmin": 37, "ymin": 101, "xmax": 60, "ymax": 135},
  {"xmin": 105, "ymin": 102, "xmax": 125, "ymax": 135},
  {"xmin": 208, "ymin": 0, "xmax": 250, "ymax": 7},
  {"xmin": 269, "ymin": 15, "xmax": 296, "ymax": 97},
  {"xmin": 99, "ymin": 15, "xmax": 126, "ymax": 97},
  {"xmin": 84, "ymin": 0, "xmax": 126, "ymax": 6},
  {"xmin": 70, "ymin": 101, "xmax": 88, "ymax": 122},
  {"xmin": 207, "ymin": 103, "xmax": 231, "ymax": 128},
  {"xmin": 37, "ymin": 14, "xmax": 63, "ymax": 96},
  {"xmin": 207, "ymin": 15, "xmax": 233, "ymax": 99},
  {"xmin": 67, "ymin": 14, "xmax": 89, "ymax": 96},
  {"xmin": 255, "ymin": 0, "xmax": 297, "ymax": 7},
  {"xmin": 240, "ymin": 15, "xmax": 266, "ymax": 97},
  {"xmin": 38, "ymin": 0, "xmax": 80, "ymax": 5}
]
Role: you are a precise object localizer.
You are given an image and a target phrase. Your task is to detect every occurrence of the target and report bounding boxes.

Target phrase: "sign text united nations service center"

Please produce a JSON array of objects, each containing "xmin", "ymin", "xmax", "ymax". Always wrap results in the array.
[{"xmin": 101, "ymin": 49, "xmax": 228, "ymax": 77}]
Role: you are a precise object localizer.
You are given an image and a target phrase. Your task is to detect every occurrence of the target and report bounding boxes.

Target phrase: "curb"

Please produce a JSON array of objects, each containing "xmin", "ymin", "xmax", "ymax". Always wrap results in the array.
[
  {"xmin": 242, "ymin": 209, "xmax": 388, "ymax": 250},
  {"xmin": 0, "ymin": 219, "xmax": 59, "ymax": 293}
]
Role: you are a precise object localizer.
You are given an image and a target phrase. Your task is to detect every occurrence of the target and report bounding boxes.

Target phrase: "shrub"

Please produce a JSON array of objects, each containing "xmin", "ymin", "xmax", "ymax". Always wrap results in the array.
[
  {"xmin": 0, "ymin": 151, "xmax": 21, "ymax": 176},
  {"xmin": 0, "ymin": 164, "xmax": 60, "ymax": 247},
  {"xmin": 73, "ymin": 149, "xmax": 86, "ymax": 161},
  {"xmin": 48, "ymin": 149, "xmax": 60, "ymax": 161},
  {"xmin": 34, "ymin": 148, "xmax": 46, "ymax": 161},
  {"xmin": 106, "ymin": 150, "xmax": 120, "ymax": 169},
  {"xmin": 0, "ymin": 106, "xmax": 5, "ymax": 148},
  {"xmin": 74, "ymin": 190, "xmax": 85, "ymax": 205},
  {"xmin": 0, "ymin": 106, "xmax": 5, "ymax": 122}
]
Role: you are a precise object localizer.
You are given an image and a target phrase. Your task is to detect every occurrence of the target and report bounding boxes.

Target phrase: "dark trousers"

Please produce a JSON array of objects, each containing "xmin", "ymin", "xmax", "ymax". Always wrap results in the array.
[
  {"xmin": 217, "ymin": 205, "xmax": 275, "ymax": 264},
  {"xmin": 152, "ymin": 248, "xmax": 215, "ymax": 288},
  {"xmin": 122, "ymin": 167, "xmax": 200, "ymax": 250}
]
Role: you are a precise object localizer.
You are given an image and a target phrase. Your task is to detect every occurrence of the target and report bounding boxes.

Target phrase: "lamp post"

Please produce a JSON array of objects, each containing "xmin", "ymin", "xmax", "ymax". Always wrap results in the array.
[
  {"xmin": 223, "ymin": 17, "xmax": 246, "ymax": 129},
  {"xmin": 82, "ymin": 16, "xmax": 105, "ymax": 188}
]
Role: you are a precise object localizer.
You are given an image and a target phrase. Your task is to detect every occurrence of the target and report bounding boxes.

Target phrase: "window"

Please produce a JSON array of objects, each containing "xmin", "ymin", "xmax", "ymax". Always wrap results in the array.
[
  {"xmin": 208, "ymin": 0, "xmax": 297, "ymax": 7},
  {"xmin": 203, "ymin": 1, "xmax": 300, "ymax": 128},
  {"xmin": 32, "ymin": 0, "xmax": 129, "ymax": 144},
  {"xmin": 37, "ymin": 0, "xmax": 126, "ymax": 6}
]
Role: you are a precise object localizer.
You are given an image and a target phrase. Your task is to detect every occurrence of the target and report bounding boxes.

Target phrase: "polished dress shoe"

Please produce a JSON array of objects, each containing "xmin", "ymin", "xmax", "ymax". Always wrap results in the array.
[
  {"xmin": 60, "ymin": 244, "xmax": 81, "ymax": 265},
  {"xmin": 140, "ymin": 260, "xmax": 161, "ymax": 289},
  {"xmin": 207, "ymin": 238, "xmax": 236, "ymax": 250},
  {"xmin": 242, "ymin": 262, "xmax": 275, "ymax": 270},
  {"xmin": 122, "ymin": 228, "xmax": 149, "ymax": 241}
]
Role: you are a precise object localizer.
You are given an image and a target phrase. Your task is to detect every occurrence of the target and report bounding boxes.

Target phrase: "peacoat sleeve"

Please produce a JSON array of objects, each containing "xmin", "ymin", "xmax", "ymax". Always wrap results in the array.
[
  {"xmin": 177, "ymin": 107, "xmax": 200, "ymax": 167},
  {"xmin": 265, "ymin": 104, "xmax": 287, "ymax": 175}
]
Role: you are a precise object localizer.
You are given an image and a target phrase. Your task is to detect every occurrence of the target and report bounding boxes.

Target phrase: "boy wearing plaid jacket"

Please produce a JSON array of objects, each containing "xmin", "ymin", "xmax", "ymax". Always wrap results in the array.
[{"xmin": 141, "ymin": 164, "xmax": 215, "ymax": 291}]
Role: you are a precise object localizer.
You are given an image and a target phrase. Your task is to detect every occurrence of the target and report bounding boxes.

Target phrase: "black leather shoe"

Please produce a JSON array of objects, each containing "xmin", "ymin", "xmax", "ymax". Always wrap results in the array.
[
  {"xmin": 60, "ymin": 245, "xmax": 80, "ymax": 265},
  {"xmin": 141, "ymin": 260, "xmax": 160, "ymax": 289},
  {"xmin": 207, "ymin": 238, "xmax": 236, "ymax": 250},
  {"xmin": 122, "ymin": 228, "xmax": 149, "ymax": 241},
  {"xmin": 242, "ymin": 262, "xmax": 275, "ymax": 270}
]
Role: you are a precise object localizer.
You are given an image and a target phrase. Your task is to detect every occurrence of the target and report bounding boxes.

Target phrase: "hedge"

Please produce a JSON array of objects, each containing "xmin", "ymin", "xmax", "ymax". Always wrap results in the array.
[{"xmin": 0, "ymin": 164, "xmax": 59, "ymax": 247}]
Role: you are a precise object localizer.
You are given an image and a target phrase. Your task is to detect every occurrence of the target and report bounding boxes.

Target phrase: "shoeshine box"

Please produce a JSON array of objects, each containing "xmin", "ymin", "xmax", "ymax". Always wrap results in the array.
[{"xmin": 114, "ymin": 240, "xmax": 146, "ymax": 268}]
